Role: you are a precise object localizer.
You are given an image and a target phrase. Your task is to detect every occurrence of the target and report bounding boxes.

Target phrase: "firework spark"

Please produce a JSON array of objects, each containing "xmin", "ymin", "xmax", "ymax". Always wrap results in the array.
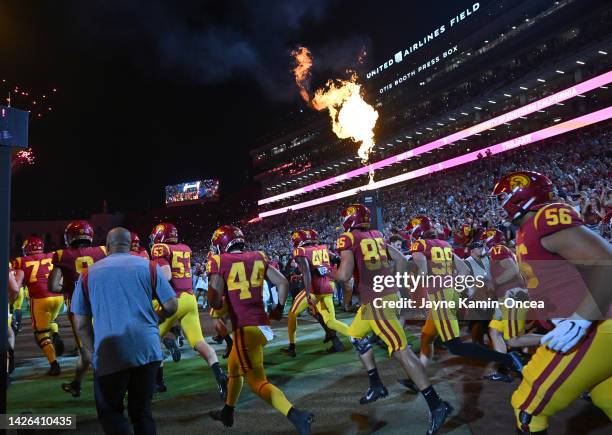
[{"xmin": 12, "ymin": 148, "xmax": 36, "ymax": 170}]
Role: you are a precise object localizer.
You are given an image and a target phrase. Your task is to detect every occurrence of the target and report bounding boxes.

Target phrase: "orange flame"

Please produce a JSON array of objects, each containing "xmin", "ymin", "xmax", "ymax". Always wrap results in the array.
[
  {"xmin": 312, "ymin": 74, "xmax": 378, "ymax": 181},
  {"xmin": 291, "ymin": 46, "xmax": 313, "ymax": 103}
]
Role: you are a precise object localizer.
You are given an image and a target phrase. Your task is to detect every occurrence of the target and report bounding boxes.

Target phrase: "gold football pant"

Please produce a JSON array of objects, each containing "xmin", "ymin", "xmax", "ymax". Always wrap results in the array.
[
  {"xmin": 287, "ymin": 290, "xmax": 349, "ymax": 344},
  {"xmin": 489, "ymin": 294, "xmax": 528, "ymax": 340},
  {"xmin": 347, "ymin": 294, "xmax": 408, "ymax": 355},
  {"xmin": 227, "ymin": 326, "xmax": 293, "ymax": 416},
  {"xmin": 512, "ymin": 320, "xmax": 612, "ymax": 432},
  {"xmin": 158, "ymin": 292, "xmax": 205, "ymax": 348},
  {"xmin": 427, "ymin": 288, "xmax": 460, "ymax": 342},
  {"xmin": 30, "ymin": 296, "xmax": 64, "ymax": 363}
]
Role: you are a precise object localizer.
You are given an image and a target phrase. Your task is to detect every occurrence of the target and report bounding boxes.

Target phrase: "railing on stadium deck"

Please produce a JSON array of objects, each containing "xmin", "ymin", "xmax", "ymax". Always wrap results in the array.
[
  {"xmin": 258, "ymin": 70, "xmax": 612, "ymax": 207},
  {"xmin": 259, "ymin": 105, "xmax": 612, "ymax": 218}
]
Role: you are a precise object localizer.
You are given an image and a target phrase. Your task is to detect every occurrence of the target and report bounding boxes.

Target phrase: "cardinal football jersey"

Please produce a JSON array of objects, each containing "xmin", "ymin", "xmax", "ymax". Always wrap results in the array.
[
  {"xmin": 489, "ymin": 244, "xmax": 524, "ymax": 298},
  {"xmin": 12, "ymin": 252, "xmax": 56, "ymax": 299},
  {"xmin": 206, "ymin": 250, "xmax": 269, "ymax": 329},
  {"xmin": 292, "ymin": 244, "xmax": 334, "ymax": 295},
  {"xmin": 336, "ymin": 229, "xmax": 395, "ymax": 304},
  {"xmin": 52, "ymin": 246, "xmax": 108, "ymax": 298},
  {"xmin": 150, "ymin": 243, "xmax": 193, "ymax": 295},
  {"xmin": 515, "ymin": 202, "xmax": 597, "ymax": 318}
]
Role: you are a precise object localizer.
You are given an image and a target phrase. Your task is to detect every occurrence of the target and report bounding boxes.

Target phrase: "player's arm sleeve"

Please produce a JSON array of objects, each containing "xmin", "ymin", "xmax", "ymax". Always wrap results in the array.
[
  {"xmin": 335, "ymin": 232, "xmax": 354, "ymax": 252},
  {"xmin": 154, "ymin": 265, "xmax": 176, "ymax": 304},
  {"xmin": 70, "ymin": 276, "xmax": 92, "ymax": 316},
  {"xmin": 150, "ymin": 244, "xmax": 171, "ymax": 267},
  {"xmin": 409, "ymin": 239, "xmax": 427, "ymax": 255},
  {"xmin": 206, "ymin": 254, "xmax": 221, "ymax": 275}
]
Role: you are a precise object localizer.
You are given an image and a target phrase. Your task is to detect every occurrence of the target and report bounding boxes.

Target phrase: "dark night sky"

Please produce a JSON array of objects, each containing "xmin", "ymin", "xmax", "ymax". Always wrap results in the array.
[{"xmin": 2, "ymin": 0, "xmax": 477, "ymax": 219}]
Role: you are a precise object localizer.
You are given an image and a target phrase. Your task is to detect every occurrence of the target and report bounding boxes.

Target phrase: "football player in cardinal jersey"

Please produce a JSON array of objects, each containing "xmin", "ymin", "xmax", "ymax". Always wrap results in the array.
[
  {"xmin": 281, "ymin": 229, "xmax": 347, "ymax": 357},
  {"xmin": 149, "ymin": 222, "xmax": 227, "ymax": 399},
  {"xmin": 492, "ymin": 171, "xmax": 612, "ymax": 434},
  {"xmin": 12, "ymin": 237, "xmax": 65, "ymax": 375},
  {"xmin": 129, "ymin": 232, "xmax": 149, "ymax": 259},
  {"xmin": 49, "ymin": 220, "xmax": 107, "ymax": 396},
  {"xmin": 335, "ymin": 204, "xmax": 452, "ymax": 435},
  {"xmin": 406, "ymin": 215, "xmax": 523, "ymax": 374},
  {"xmin": 481, "ymin": 229, "xmax": 529, "ymax": 382},
  {"xmin": 207, "ymin": 225, "xmax": 314, "ymax": 435}
]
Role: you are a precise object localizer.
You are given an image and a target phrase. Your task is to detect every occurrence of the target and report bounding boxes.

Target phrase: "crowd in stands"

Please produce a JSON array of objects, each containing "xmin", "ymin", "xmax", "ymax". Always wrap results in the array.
[{"xmin": 240, "ymin": 126, "xmax": 611, "ymax": 274}]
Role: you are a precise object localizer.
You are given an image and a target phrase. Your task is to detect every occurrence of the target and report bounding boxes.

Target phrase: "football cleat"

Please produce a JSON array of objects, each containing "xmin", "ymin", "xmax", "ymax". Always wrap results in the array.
[
  {"xmin": 210, "ymin": 405, "xmax": 234, "ymax": 427},
  {"xmin": 359, "ymin": 384, "xmax": 388, "ymax": 405},
  {"xmin": 427, "ymin": 401, "xmax": 453, "ymax": 435},
  {"xmin": 327, "ymin": 336, "xmax": 345, "ymax": 353},
  {"xmin": 61, "ymin": 381, "xmax": 81, "ymax": 398},
  {"xmin": 52, "ymin": 333, "xmax": 65, "ymax": 357},
  {"xmin": 217, "ymin": 372, "xmax": 228, "ymax": 401},
  {"xmin": 397, "ymin": 378, "xmax": 419, "ymax": 394},
  {"xmin": 287, "ymin": 407, "xmax": 314, "ymax": 435},
  {"xmin": 47, "ymin": 361, "xmax": 61, "ymax": 376},
  {"xmin": 281, "ymin": 346, "xmax": 297, "ymax": 357},
  {"xmin": 154, "ymin": 381, "xmax": 167, "ymax": 394},
  {"xmin": 485, "ymin": 371, "xmax": 513, "ymax": 383},
  {"xmin": 163, "ymin": 337, "xmax": 181, "ymax": 362}
]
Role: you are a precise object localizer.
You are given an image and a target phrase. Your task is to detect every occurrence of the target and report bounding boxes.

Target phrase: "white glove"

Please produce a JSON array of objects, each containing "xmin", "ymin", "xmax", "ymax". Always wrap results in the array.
[{"xmin": 540, "ymin": 316, "xmax": 592, "ymax": 353}]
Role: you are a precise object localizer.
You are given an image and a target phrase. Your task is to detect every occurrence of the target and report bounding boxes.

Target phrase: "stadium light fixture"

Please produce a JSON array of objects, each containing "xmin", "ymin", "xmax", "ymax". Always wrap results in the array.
[
  {"xmin": 556, "ymin": 70, "xmax": 565, "ymax": 74},
  {"xmin": 257, "ymin": 71, "xmax": 612, "ymax": 206},
  {"xmin": 602, "ymin": 86, "xmax": 609, "ymax": 89},
  {"xmin": 598, "ymin": 51, "xmax": 607, "ymax": 55},
  {"xmin": 416, "ymin": 131, "xmax": 423, "ymax": 135},
  {"xmin": 488, "ymin": 100, "xmax": 496, "ymax": 104},
  {"xmin": 461, "ymin": 112, "xmax": 469, "ymax": 115},
  {"xmin": 577, "ymin": 94, "xmax": 586, "ymax": 97},
  {"xmin": 520, "ymin": 86, "xmax": 528, "ymax": 90},
  {"xmin": 406, "ymin": 136, "xmax": 413, "ymax": 139},
  {"xmin": 426, "ymin": 127, "xmax": 433, "ymax": 130},
  {"xmin": 395, "ymin": 139, "xmax": 402, "ymax": 143},
  {"xmin": 436, "ymin": 122, "xmax": 444, "ymax": 126},
  {"xmin": 484, "ymin": 40, "xmax": 489, "ymax": 43},
  {"xmin": 474, "ymin": 106, "xmax": 482, "ymax": 110},
  {"xmin": 576, "ymin": 60, "xmax": 585, "ymax": 65},
  {"xmin": 554, "ymin": 118, "xmax": 562, "ymax": 122},
  {"xmin": 537, "ymin": 78, "xmax": 546, "ymax": 83},
  {"xmin": 259, "ymin": 107, "xmax": 612, "ymax": 218},
  {"xmin": 448, "ymin": 117, "xmax": 456, "ymax": 121},
  {"xmin": 503, "ymin": 93, "xmax": 512, "ymax": 97}
]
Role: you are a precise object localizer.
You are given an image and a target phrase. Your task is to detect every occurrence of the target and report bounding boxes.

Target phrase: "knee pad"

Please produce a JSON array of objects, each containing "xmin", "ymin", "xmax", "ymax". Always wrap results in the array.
[
  {"xmin": 34, "ymin": 329, "xmax": 52, "ymax": 347},
  {"xmin": 350, "ymin": 337, "xmax": 372, "ymax": 355}
]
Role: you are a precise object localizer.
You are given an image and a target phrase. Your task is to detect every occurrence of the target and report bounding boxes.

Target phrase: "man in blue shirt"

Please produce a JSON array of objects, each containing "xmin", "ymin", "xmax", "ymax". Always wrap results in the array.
[{"xmin": 72, "ymin": 227, "xmax": 177, "ymax": 435}]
